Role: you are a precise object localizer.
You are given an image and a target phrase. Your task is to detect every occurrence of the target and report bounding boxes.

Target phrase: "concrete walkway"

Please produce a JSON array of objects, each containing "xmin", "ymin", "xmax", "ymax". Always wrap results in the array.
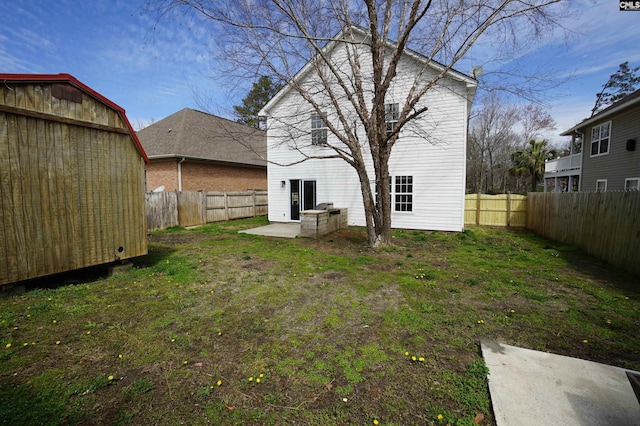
[
  {"xmin": 238, "ymin": 222, "xmax": 301, "ymax": 238},
  {"xmin": 481, "ymin": 340, "xmax": 640, "ymax": 426}
]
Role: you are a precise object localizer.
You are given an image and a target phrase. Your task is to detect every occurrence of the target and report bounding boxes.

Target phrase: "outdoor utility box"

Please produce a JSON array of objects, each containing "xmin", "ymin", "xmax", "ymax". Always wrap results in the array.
[
  {"xmin": 626, "ymin": 139, "xmax": 636, "ymax": 151},
  {"xmin": 0, "ymin": 73, "xmax": 149, "ymax": 287}
]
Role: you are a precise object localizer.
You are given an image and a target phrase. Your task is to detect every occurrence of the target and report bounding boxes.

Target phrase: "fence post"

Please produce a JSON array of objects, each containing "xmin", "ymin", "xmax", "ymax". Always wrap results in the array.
[
  {"xmin": 200, "ymin": 191, "xmax": 207, "ymax": 226},
  {"xmin": 476, "ymin": 192, "xmax": 481, "ymax": 225},
  {"xmin": 507, "ymin": 192, "xmax": 511, "ymax": 227},
  {"xmin": 204, "ymin": 192, "xmax": 210, "ymax": 224},
  {"xmin": 224, "ymin": 192, "xmax": 229, "ymax": 221},
  {"xmin": 252, "ymin": 190, "xmax": 257, "ymax": 217}
]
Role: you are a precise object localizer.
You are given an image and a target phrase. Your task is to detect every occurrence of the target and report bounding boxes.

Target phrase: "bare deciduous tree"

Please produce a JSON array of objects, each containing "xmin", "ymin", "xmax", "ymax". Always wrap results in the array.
[
  {"xmin": 519, "ymin": 103, "xmax": 556, "ymax": 147},
  {"xmin": 147, "ymin": 0, "xmax": 565, "ymax": 246},
  {"xmin": 467, "ymin": 96, "xmax": 556, "ymax": 194},
  {"xmin": 467, "ymin": 92, "xmax": 519, "ymax": 193}
]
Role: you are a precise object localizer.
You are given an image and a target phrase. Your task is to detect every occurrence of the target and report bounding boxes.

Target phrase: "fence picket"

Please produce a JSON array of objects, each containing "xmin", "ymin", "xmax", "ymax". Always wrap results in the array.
[
  {"xmin": 527, "ymin": 191, "xmax": 640, "ymax": 277},
  {"xmin": 464, "ymin": 193, "xmax": 527, "ymax": 227},
  {"xmin": 145, "ymin": 192, "xmax": 178, "ymax": 232},
  {"xmin": 146, "ymin": 190, "xmax": 268, "ymax": 232}
]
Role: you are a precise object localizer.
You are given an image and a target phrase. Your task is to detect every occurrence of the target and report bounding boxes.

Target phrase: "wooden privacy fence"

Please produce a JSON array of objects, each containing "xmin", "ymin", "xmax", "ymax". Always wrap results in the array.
[
  {"xmin": 145, "ymin": 192, "xmax": 178, "ymax": 232},
  {"xmin": 146, "ymin": 190, "xmax": 268, "ymax": 232},
  {"xmin": 464, "ymin": 193, "xmax": 527, "ymax": 227},
  {"xmin": 527, "ymin": 191, "xmax": 640, "ymax": 277}
]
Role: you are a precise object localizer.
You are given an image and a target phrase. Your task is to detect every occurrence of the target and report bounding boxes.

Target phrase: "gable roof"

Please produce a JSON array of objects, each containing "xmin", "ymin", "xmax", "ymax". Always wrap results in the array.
[
  {"xmin": 561, "ymin": 88, "xmax": 640, "ymax": 136},
  {"xmin": 259, "ymin": 26, "xmax": 477, "ymax": 116},
  {"xmin": 137, "ymin": 108, "xmax": 266, "ymax": 167},
  {"xmin": 0, "ymin": 73, "xmax": 149, "ymax": 163}
]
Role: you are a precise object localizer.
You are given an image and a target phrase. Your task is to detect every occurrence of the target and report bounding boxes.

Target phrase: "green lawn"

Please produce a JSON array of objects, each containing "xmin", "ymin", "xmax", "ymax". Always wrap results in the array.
[{"xmin": 1, "ymin": 217, "xmax": 638, "ymax": 425}]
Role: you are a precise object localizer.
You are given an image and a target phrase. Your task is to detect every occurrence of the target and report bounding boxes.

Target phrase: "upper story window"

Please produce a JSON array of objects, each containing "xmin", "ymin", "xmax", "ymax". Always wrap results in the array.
[
  {"xmin": 385, "ymin": 103, "xmax": 399, "ymax": 136},
  {"xmin": 590, "ymin": 122, "xmax": 610, "ymax": 156},
  {"xmin": 311, "ymin": 112, "xmax": 327, "ymax": 146},
  {"xmin": 394, "ymin": 175, "xmax": 413, "ymax": 212},
  {"xmin": 625, "ymin": 178, "xmax": 639, "ymax": 191}
]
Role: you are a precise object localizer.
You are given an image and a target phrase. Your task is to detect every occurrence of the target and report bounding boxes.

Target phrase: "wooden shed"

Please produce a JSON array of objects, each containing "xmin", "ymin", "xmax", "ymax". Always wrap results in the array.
[{"xmin": 0, "ymin": 73, "xmax": 149, "ymax": 287}]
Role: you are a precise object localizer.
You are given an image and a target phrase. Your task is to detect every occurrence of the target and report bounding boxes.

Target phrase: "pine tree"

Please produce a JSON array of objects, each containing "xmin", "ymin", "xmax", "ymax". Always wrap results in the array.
[
  {"xmin": 591, "ymin": 62, "xmax": 640, "ymax": 116},
  {"xmin": 233, "ymin": 76, "xmax": 282, "ymax": 129}
]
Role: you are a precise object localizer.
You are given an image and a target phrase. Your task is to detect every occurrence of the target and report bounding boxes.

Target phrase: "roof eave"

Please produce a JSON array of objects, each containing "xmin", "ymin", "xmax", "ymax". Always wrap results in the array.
[{"xmin": 148, "ymin": 154, "xmax": 266, "ymax": 168}]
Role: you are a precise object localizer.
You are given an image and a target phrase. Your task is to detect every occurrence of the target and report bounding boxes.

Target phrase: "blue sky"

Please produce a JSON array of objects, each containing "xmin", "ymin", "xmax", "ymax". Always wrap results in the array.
[{"xmin": 2, "ymin": 0, "xmax": 640, "ymax": 146}]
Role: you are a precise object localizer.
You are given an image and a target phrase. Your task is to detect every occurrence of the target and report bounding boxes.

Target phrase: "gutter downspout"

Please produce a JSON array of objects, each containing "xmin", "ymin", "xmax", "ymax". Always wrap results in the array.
[{"xmin": 177, "ymin": 157, "xmax": 186, "ymax": 191}]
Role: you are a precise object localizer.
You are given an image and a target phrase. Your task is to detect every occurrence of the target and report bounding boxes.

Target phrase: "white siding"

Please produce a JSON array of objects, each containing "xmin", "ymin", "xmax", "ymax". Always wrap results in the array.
[{"xmin": 265, "ymin": 40, "xmax": 471, "ymax": 231}]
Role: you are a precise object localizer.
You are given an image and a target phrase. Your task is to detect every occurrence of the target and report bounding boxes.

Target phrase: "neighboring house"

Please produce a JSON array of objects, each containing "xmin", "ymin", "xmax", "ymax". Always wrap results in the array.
[
  {"xmin": 543, "ymin": 141, "xmax": 582, "ymax": 193},
  {"xmin": 0, "ymin": 73, "xmax": 148, "ymax": 287},
  {"xmin": 547, "ymin": 89, "xmax": 640, "ymax": 192},
  {"xmin": 137, "ymin": 108, "xmax": 266, "ymax": 192},
  {"xmin": 259, "ymin": 28, "xmax": 477, "ymax": 232}
]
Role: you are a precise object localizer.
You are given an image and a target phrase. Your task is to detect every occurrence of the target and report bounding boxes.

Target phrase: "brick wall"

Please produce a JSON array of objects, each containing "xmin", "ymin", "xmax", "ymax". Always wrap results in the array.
[
  {"xmin": 146, "ymin": 159, "xmax": 179, "ymax": 191},
  {"xmin": 145, "ymin": 159, "xmax": 267, "ymax": 192},
  {"xmin": 182, "ymin": 161, "xmax": 267, "ymax": 191}
]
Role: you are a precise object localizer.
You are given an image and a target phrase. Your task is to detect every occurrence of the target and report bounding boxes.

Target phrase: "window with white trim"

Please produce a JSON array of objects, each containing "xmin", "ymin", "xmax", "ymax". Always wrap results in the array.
[
  {"xmin": 385, "ymin": 103, "xmax": 399, "ymax": 136},
  {"xmin": 394, "ymin": 175, "xmax": 413, "ymax": 212},
  {"xmin": 311, "ymin": 112, "xmax": 327, "ymax": 146},
  {"xmin": 373, "ymin": 175, "xmax": 413, "ymax": 212},
  {"xmin": 596, "ymin": 179, "xmax": 607, "ymax": 192},
  {"xmin": 625, "ymin": 178, "xmax": 639, "ymax": 191},
  {"xmin": 590, "ymin": 122, "xmax": 610, "ymax": 156}
]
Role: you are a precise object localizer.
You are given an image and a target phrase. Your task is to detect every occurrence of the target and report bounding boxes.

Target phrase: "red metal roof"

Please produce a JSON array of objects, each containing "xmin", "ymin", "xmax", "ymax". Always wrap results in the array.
[{"xmin": 0, "ymin": 73, "xmax": 149, "ymax": 163}]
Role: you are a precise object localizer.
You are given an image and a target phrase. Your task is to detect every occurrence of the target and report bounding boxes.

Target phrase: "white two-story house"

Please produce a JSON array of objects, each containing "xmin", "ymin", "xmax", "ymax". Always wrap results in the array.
[{"xmin": 259, "ymin": 27, "xmax": 477, "ymax": 232}]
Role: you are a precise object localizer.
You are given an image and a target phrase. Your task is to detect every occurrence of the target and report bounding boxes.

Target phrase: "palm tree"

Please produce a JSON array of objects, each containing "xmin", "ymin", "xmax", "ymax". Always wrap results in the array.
[{"xmin": 510, "ymin": 140, "xmax": 557, "ymax": 192}]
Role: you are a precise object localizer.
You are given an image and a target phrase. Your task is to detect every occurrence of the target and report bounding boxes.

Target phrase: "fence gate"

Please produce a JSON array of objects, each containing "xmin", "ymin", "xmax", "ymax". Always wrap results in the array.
[
  {"xmin": 464, "ymin": 193, "xmax": 527, "ymax": 227},
  {"xmin": 177, "ymin": 192, "xmax": 206, "ymax": 227}
]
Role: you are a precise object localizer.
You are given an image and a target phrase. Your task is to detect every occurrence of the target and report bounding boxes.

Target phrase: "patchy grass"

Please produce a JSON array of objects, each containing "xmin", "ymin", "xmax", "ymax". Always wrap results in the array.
[{"xmin": 1, "ymin": 217, "xmax": 638, "ymax": 425}]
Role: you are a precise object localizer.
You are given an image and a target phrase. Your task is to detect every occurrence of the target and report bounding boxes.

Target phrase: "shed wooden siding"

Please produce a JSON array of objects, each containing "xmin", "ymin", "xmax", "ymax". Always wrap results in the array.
[
  {"xmin": 581, "ymin": 103, "xmax": 640, "ymax": 191},
  {"xmin": 0, "ymin": 81, "xmax": 147, "ymax": 286},
  {"xmin": 266, "ymin": 38, "xmax": 472, "ymax": 231}
]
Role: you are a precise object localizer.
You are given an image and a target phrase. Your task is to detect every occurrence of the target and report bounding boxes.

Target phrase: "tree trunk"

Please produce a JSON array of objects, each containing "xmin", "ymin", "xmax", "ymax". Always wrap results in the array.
[
  {"xmin": 359, "ymin": 175, "xmax": 379, "ymax": 245},
  {"xmin": 488, "ymin": 150, "xmax": 495, "ymax": 191},
  {"xmin": 375, "ymin": 153, "xmax": 392, "ymax": 247},
  {"xmin": 356, "ymin": 163, "xmax": 392, "ymax": 247}
]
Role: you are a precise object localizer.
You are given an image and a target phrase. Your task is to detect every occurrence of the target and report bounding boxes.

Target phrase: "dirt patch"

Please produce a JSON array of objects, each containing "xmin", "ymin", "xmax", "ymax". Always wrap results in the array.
[
  {"xmin": 241, "ymin": 260, "xmax": 275, "ymax": 272},
  {"xmin": 318, "ymin": 270, "xmax": 345, "ymax": 281},
  {"xmin": 148, "ymin": 233, "xmax": 213, "ymax": 246}
]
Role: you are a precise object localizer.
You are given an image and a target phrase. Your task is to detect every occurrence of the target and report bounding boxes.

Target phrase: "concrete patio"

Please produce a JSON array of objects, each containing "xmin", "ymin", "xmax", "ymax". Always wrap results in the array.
[
  {"xmin": 238, "ymin": 222, "xmax": 301, "ymax": 238},
  {"xmin": 481, "ymin": 340, "xmax": 640, "ymax": 426}
]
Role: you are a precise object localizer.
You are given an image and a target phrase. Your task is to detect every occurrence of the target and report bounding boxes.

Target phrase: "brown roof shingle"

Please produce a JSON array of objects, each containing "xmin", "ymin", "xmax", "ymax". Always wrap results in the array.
[{"xmin": 136, "ymin": 108, "xmax": 266, "ymax": 167}]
